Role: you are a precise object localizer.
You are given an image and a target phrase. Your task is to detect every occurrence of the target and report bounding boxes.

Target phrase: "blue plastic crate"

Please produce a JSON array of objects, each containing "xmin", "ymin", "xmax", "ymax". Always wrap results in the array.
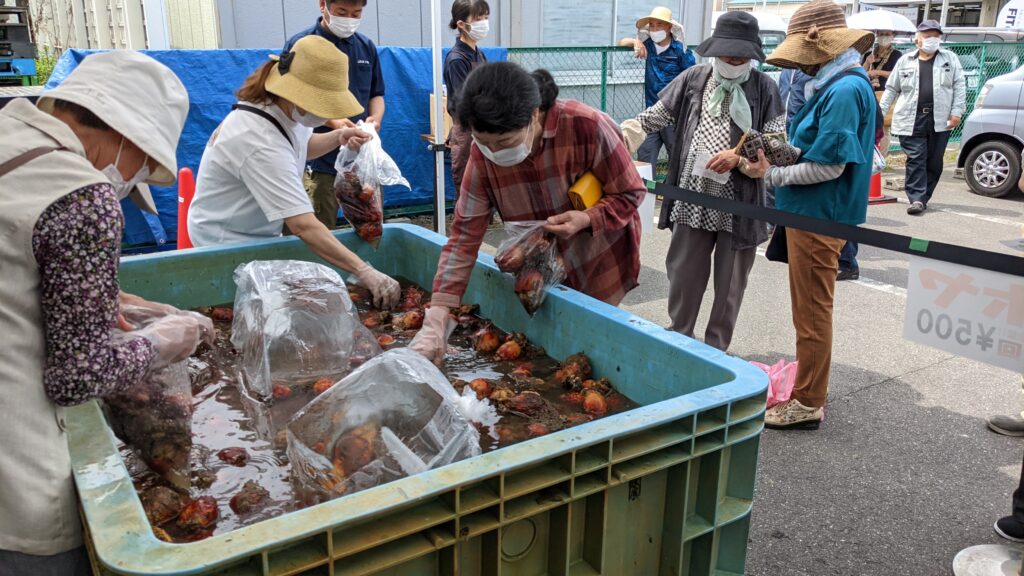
[{"xmin": 71, "ymin": 224, "xmax": 768, "ymax": 575}]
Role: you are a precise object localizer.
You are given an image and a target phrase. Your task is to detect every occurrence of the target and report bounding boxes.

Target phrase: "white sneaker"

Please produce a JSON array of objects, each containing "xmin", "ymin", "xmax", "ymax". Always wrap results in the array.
[{"xmin": 765, "ymin": 399, "xmax": 823, "ymax": 429}]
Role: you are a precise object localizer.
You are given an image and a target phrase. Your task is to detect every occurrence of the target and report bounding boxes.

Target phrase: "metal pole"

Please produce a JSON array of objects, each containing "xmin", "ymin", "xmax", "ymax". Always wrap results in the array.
[
  {"xmin": 852, "ymin": 0, "xmax": 860, "ymax": 14},
  {"xmin": 940, "ymin": 0, "xmax": 950, "ymax": 27},
  {"xmin": 430, "ymin": 0, "xmax": 447, "ymax": 236},
  {"xmin": 924, "ymin": 0, "xmax": 932, "ymax": 20}
]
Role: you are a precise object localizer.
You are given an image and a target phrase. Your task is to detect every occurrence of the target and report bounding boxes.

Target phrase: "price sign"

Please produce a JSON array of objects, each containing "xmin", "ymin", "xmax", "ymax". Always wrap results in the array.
[{"xmin": 904, "ymin": 256, "xmax": 1024, "ymax": 373}]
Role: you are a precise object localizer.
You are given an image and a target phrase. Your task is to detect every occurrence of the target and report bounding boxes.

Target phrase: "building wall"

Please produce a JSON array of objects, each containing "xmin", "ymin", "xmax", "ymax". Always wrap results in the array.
[
  {"xmin": 28, "ymin": 0, "xmax": 155, "ymax": 50},
  {"xmin": 215, "ymin": 0, "xmax": 511, "ymax": 50}
]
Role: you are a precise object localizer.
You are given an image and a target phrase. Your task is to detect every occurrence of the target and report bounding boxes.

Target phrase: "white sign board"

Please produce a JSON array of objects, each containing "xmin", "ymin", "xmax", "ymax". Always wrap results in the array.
[
  {"xmin": 998, "ymin": 0, "xmax": 1024, "ymax": 30},
  {"xmin": 904, "ymin": 256, "xmax": 1024, "ymax": 372}
]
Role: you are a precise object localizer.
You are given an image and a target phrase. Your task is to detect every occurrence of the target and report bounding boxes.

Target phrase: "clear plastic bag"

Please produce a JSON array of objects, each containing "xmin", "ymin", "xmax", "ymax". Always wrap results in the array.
[
  {"xmin": 286, "ymin": 349, "xmax": 486, "ymax": 504},
  {"xmin": 333, "ymin": 122, "xmax": 411, "ymax": 248},
  {"xmin": 107, "ymin": 304, "xmax": 194, "ymax": 489},
  {"xmin": 231, "ymin": 260, "xmax": 375, "ymax": 400},
  {"xmin": 493, "ymin": 221, "xmax": 567, "ymax": 316}
]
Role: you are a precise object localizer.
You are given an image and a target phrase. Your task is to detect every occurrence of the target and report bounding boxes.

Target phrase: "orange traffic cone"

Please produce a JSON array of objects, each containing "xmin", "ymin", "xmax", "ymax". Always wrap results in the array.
[
  {"xmin": 177, "ymin": 167, "xmax": 195, "ymax": 249},
  {"xmin": 868, "ymin": 172, "xmax": 897, "ymax": 205}
]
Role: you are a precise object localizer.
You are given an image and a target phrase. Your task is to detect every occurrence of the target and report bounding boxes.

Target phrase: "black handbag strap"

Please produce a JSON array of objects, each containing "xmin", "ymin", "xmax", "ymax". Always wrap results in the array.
[{"xmin": 232, "ymin": 104, "xmax": 292, "ymax": 146}]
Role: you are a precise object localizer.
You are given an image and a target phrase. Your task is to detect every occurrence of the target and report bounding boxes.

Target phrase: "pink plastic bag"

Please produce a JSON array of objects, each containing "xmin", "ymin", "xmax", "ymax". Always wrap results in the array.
[{"xmin": 751, "ymin": 359, "xmax": 798, "ymax": 409}]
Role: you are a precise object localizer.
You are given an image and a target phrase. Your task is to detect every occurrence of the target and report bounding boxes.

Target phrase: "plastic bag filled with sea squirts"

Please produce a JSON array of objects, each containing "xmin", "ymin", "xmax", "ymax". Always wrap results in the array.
[
  {"xmin": 286, "ymin": 349, "xmax": 485, "ymax": 504},
  {"xmin": 493, "ymin": 221, "xmax": 567, "ymax": 316},
  {"xmin": 231, "ymin": 260, "xmax": 376, "ymax": 400},
  {"xmin": 333, "ymin": 122, "xmax": 410, "ymax": 248},
  {"xmin": 108, "ymin": 304, "xmax": 196, "ymax": 489}
]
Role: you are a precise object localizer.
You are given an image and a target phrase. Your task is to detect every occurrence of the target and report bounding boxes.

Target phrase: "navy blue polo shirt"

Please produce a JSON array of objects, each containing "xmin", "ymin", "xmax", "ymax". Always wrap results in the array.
[
  {"xmin": 284, "ymin": 18, "xmax": 385, "ymax": 175},
  {"xmin": 443, "ymin": 38, "xmax": 487, "ymax": 116},
  {"xmin": 643, "ymin": 37, "xmax": 695, "ymax": 107}
]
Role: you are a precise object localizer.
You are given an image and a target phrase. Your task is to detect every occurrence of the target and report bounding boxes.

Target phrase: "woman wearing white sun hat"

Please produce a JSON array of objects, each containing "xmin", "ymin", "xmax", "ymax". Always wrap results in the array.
[
  {"xmin": 188, "ymin": 34, "xmax": 401, "ymax": 309},
  {"xmin": 0, "ymin": 50, "xmax": 211, "ymax": 575}
]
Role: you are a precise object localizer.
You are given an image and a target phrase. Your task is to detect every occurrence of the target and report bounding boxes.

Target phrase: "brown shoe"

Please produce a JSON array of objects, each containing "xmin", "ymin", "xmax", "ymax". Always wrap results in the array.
[{"xmin": 765, "ymin": 399, "xmax": 823, "ymax": 429}]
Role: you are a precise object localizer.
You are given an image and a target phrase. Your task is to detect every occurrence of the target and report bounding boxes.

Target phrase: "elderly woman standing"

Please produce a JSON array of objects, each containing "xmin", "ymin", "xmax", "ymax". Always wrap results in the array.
[
  {"xmin": 621, "ymin": 12, "xmax": 784, "ymax": 352},
  {"xmin": 739, "ymin": 0, "xmax": 876, "ymax": 429},
  {"xmin": 0, "ymin": 51, "xmax": 209, "ymax": 574}
]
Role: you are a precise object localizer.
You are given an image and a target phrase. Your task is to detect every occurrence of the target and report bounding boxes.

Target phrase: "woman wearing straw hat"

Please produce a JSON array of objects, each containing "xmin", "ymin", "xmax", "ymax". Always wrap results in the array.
[
  {"xmin": 619, "ymin": 11, "xmax": 784, "ymax": 352},
  {"xmin": 188, "ymin": 35, "xmax": 401, "ymax": 309},
  {"xmin": 0, "ymin": 51, "xmax": 210, "ymax": 574},
  {"xmin": 739, "ymin": 0, "xmax": 877, "ymax": 429},
  {"xmin": 618, "ymin": 6, "xmax": 695, "ymax": 169}
]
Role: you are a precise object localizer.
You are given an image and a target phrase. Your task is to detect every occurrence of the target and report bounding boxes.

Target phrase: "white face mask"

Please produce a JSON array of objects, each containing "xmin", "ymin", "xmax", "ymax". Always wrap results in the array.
[
  {"xmin": 465, "ymin": 19, "xmax": 489, "ymax": 41},
  {"xmin": 920, "ymin": 37, "xmax": 941, "ymax": 54},
  {"xmin": 649, "ymin": 30, "xmax": 668, "ymax": 44},
  {"xmin": 326, "ymin": 13, "xmax": 360, "ymax": 38},
  {"xmin": 101, "ymin": 137, "xmax": 150, "ymax": 200},
  {"xmin": 294, "ymin": 108, "xmax": 328, "ymax": 128},
  {"xmin": 877, "ymin": 36, "xmax": 893, "ymax": 47},
  {"xmin": 713, "ymin": 58, "xmax": 751, "ymax": 80},
  {"xmin": 474, "ymin": 123, "xmax": 534, "ymax": 167}
]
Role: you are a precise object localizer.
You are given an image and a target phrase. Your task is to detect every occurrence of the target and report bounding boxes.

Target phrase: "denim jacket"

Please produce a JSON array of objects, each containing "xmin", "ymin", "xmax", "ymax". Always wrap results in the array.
[{"xmin": 879, "ymin": 48, "xmax": 967, "ymax": 136}]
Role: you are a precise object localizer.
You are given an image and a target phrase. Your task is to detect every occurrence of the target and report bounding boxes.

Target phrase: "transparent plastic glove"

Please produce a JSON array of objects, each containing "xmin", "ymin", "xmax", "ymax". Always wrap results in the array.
[
  {"xmin": 354, "ymin": 262, "xmax": 401, "ymax": 309},
  {"xmin": 620, "ymin": 118, "xmax": 645, "ymax": 156},
  {"xmin": 118, "ymin": 293, "xmax": 214, "ymax": 346},
  {"xmin": 135, "ymin": 314, "xmax": 206, "ymax": 369},
  {"xmin": 408, "ymin": 305, "xmax": 450, "ymax": 365}
]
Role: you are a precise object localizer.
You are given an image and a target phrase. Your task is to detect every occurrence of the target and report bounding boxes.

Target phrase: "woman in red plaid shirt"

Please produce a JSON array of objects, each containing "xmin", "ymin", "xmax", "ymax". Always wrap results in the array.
[{"xmin": 411, "ymin": 62, "xmax": 646, "ymax": 363}]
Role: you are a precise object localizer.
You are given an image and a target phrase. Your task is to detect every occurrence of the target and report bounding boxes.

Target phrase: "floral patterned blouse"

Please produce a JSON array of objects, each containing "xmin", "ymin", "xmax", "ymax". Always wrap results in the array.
[{"xmin": 31, "ymin": 183, "xmax": 156, "ymax": 406}]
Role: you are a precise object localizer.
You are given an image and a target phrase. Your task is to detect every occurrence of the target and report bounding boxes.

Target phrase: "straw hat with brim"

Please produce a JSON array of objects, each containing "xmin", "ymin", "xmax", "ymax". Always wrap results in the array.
[
  {"xmin": 697, "ymin": 11, "xmax": 766, "ymax": 62},
  {"xmin": 265, "ymin": 35, "xmax": 364, "ymax": 121},
  {"xmin": 766, "ymin": 0, "xmax": 875, "ymax": 69},
  {"xmin": 38, "ymin": 50, "xmax": 189, "ymax": 214},
  {"xmin": 636, "ymin": 6, "xmax": 684, "ymax": 40}
]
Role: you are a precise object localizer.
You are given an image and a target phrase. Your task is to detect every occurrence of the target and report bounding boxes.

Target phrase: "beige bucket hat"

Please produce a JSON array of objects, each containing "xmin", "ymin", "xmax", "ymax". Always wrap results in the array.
[
  {"xmin": 636, "ymin": 6, "xmax": 685, "ymax": 40},
  {"xmin": 265, "ymin": 35, "xmax": 364, "ymax": 120},
  {"xmin": 38, "ymin": 50, "xmax": 189, "ymax": 214},
  {"xmin": 766, "ymin": 0, "xmax": 875, "ymax": 69}
]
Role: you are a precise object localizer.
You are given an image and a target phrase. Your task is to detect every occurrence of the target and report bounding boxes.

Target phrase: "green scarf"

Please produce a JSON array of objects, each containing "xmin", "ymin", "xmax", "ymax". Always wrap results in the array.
[{"xmin": 707, "ymin": 68, "xmax": 752, "ymax": 134}]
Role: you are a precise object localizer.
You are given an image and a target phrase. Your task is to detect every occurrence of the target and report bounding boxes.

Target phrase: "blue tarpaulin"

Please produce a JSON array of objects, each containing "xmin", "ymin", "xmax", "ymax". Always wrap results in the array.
[{"xmin": 46, "ymin": 46, "xmax": 506, "ymax": 245}]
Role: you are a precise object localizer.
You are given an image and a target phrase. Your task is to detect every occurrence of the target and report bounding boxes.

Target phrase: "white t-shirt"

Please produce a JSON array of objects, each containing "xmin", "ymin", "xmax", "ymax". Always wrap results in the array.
[{"xmin": 188, "ymin": 101, "xmax": 315, "ymax": 247}]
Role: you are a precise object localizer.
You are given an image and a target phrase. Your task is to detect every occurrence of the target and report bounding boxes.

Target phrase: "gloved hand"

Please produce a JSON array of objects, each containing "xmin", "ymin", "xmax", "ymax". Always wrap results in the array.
[
  {"xmin": 619, "ymin": 118, "xmax": 645, "ymax": 156},
  {"xmin": 119, "ymin": 294, "xmax": 214, "ymax": 346},
  {"xmin": 135, "ymin": 314, "xmax": 208, "ymax": 369},
  {"xmin": 354, "ymin": 262, "xmax": 401, "ymax": 309},
  {"xmin": 408, "ymin": 305, "xmax": 450, "ymax": 365}
]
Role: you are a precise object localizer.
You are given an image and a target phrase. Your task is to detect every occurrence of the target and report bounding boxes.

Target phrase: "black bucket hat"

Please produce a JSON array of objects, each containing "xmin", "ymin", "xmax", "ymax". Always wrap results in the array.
[{"xmin": 697, "ymin": 11, "xmax": 766, "ymax": 62}]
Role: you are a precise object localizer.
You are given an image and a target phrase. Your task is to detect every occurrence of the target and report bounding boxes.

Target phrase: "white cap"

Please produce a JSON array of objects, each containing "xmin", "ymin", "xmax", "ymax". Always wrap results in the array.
[{"xmin": 37, "ymin": 50, "xmax": 189, "ymax": 213}]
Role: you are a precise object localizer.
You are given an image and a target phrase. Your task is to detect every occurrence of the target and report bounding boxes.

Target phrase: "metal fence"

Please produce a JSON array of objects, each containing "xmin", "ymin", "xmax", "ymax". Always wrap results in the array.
[{"xmin": 509, "ymin": 42, "xmax": 1024, "ymax": 148}]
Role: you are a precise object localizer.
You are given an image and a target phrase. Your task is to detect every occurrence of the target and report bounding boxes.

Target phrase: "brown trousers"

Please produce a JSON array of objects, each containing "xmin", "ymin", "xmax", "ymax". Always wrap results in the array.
[
  {"xmin": 305, "ymin": 171, "xmax": 339, "ymax": 229},
  {"xmin": 448, "ymin": 121, "xmax": 473, "ymax": 198},
  {"xmin": 786, "ymin": 228, "xmax": 845, "ymax": 408}
]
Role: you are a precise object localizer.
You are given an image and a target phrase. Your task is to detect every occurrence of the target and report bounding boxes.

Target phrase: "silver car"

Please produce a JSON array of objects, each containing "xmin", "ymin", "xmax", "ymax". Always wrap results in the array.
[{"xmin": 957, "ymin": 64, "xmax": 1024, "ymax": 198}]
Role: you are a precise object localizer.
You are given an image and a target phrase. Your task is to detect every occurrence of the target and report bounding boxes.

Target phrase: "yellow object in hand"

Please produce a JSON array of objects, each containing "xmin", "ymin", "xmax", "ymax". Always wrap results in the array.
[{"xmin": 568, "ymin": 171, "xmax": 603, "ymax": 211}]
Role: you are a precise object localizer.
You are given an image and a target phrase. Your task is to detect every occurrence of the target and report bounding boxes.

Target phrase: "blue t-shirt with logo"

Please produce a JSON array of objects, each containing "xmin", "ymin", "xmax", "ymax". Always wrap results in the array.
[{"xmin": 284, "ymin": 18, "xmax": 385, "ymax": 175}]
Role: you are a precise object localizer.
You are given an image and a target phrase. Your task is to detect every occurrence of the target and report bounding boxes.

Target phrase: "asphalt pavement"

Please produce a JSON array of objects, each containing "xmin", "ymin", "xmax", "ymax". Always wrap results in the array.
[
  {"xmin": 619, "ymin": 168, "xmax": 1024, "ymax": 576},
  {"xmin": 470, "ymin": 165, "xmax": 1024, "ymax": 575}
]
